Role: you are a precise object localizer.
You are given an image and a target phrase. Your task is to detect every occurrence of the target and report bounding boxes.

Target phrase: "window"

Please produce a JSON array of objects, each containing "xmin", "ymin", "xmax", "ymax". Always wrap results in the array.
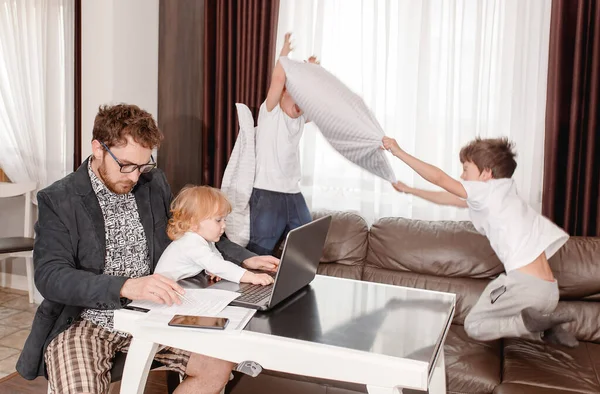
[{"xmin": 278, "ymin": 0, "xmax": 551, "ymax": 223}]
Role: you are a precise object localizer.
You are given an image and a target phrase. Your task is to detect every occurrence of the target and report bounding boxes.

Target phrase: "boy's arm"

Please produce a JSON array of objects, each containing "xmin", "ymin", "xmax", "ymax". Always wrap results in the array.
[
  {"xmin": 383, "ymin": 137, "xmax": 467, "ymax": 199},
  {"xmin": 393, "ymin": 181, "xmax": 467, "ymax": 208},
  {"xmin": 266, "ymin": 33, "xmax": 292, "ymax": 112}
]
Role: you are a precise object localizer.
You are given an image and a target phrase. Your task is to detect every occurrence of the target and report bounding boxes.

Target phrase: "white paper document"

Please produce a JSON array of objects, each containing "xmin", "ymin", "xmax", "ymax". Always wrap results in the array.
[
  {"xmin": 129, "ymin": 288, "xmax": 239, "ymax": 316},
  {"xmin": 216, "ymin": 306, "xmax": 256, "ymax": 331},
  {"xmin": 130, "ymin": 288, "xmax": 255, "ymax": 331}
]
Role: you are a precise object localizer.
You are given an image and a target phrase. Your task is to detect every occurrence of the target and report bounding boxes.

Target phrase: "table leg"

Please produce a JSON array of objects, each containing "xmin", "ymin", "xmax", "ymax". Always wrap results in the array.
[
  {"xmin": 366, "ymin": 386, "xmax": 402, "ymax": 394},
  {"xmin": 119, "ymin": 338, "xmax": 159, "ymax": 394},
  {"xmin": 429, "ymin": 351, "xmax": 447, "ymax": 394}
]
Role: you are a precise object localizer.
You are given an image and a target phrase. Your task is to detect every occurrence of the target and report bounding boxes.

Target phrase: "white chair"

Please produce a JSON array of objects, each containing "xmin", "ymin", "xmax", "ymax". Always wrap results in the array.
[{"xmin": 0, "ymin": 181, "xmax": 37, "ymax": 303}]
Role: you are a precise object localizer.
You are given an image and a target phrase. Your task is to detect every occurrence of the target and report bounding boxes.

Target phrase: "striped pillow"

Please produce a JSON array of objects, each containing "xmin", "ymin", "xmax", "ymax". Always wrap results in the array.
[{"xmin": 280, "ymin": 56, "xmax": 396, "ymax": 183}]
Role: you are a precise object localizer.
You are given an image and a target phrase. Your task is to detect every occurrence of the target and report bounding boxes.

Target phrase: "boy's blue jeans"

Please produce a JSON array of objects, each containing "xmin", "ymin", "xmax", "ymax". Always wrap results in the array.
[{"xmin": 247, "ymin": 188, "xmax": 312, "ymax": 256}]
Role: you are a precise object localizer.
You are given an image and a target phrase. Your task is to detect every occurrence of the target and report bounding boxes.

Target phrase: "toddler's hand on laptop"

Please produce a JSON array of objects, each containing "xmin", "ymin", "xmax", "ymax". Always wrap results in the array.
[
  {"xmin": 241, "ymin": 272, "xmax": 275, "ymax": 286},
  {"xmin": 205, "ymin": 272, "xmax": 222, "ymax": 282}
]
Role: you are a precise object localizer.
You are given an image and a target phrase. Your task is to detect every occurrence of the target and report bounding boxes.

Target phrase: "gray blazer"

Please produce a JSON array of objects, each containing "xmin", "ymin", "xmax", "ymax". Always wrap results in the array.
[{"xmin": 16, "ymin": 159, "xmax": 255, "ymax": 379}]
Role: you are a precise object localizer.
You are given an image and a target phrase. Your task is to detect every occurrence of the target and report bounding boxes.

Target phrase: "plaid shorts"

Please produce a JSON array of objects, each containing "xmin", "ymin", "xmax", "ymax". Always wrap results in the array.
[{"xmin": 45, "ymin": 319, "xmax": 190, "ymax": 394}]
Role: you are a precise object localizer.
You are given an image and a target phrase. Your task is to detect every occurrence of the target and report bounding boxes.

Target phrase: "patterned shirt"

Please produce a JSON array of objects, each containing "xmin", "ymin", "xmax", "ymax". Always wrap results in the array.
[{"xmin": 80, "ymin": 159, "xmax": 151, "ymax": 333}]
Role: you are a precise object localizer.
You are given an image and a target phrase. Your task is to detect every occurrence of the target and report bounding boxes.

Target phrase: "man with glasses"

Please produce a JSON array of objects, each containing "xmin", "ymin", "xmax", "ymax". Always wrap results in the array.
[{"xmin": 17, "ymin": 104, "xmax": 278, "ymax": 394}]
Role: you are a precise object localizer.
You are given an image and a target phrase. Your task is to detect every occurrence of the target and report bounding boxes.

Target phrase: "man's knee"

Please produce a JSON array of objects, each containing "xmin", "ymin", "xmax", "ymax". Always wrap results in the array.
[
  {"xmin": 185, "ymin": 353, "xmax": 234, "ymax": 379},
  {"xmin": 183, "ymin": 353, "xmax": 233, "ymax": 392}
]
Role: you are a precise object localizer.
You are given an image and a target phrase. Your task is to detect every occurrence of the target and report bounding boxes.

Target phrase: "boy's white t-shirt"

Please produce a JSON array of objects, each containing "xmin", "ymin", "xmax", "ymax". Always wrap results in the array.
[
  {"xmin": 461, "ymin": 178, "xmax": 569, "ymax": 272},
  {"xmin": 154, "ymin": 232, "xmax": 246, "ymax": 283},
  {"xmin": 253, "ymin": 102, "xmax": 305, "ymax": 193}
]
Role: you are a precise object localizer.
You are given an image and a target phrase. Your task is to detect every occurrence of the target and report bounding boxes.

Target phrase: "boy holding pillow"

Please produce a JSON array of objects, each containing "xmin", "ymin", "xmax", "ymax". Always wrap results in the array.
[{"xmin": 247, "ymin": 33, "xmax": 318, "ymax": 255}]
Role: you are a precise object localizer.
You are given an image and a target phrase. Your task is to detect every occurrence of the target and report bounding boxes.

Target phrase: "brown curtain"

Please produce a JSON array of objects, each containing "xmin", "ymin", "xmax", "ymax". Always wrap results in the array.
[
  {"xmin": 543, "ymin": 0, "xmax": 600, "ymax": 236},
  {"xmin": 202, "ymin": 0, "xmax": 280, "ymax": 187}
]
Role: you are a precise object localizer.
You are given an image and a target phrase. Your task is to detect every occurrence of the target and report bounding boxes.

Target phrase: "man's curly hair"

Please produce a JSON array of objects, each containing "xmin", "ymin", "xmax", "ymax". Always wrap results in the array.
[{"xmin": 92, "ymin": 103, "xmax": 163, "ymax": 149}]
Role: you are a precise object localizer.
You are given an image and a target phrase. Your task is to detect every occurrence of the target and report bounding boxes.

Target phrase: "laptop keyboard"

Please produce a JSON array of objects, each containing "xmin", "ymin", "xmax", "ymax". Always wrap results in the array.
[{"xmin": 237, "ymin": 283, "xmax": 274, "ymax": 304}]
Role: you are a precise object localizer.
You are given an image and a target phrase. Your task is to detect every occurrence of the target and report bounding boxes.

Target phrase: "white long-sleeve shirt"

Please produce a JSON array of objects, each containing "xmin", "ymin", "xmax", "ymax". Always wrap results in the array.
[{"xmin": 154, "ymin": 232, "xmax": 247, "ymax": 283}]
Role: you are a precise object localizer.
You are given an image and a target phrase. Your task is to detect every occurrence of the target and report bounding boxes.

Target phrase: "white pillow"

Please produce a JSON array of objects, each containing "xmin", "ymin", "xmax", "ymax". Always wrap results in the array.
[
  {"xmin": 220, "ymin": 103, "xmax": 256, "ymax": 247},
  {"xmin": 279, "ymin": 56, "xmax": 396, "ymax": 183}
]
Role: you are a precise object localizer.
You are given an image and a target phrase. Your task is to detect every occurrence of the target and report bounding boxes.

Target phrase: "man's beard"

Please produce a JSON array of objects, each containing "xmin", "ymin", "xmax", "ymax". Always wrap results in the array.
[{"xmin": 98, "ymin": 163, "xmax": 135, "ymax": 194}]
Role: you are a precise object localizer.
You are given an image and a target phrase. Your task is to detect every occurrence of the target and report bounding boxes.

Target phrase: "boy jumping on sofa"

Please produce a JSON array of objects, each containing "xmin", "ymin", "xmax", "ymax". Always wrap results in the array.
[{"xmin": 382, "ymin": 136, "xmax": 578, "ymax": 347}]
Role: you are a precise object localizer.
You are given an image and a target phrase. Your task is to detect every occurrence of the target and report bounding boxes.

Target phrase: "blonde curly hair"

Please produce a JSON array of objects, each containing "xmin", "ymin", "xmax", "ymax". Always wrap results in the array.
[{"xmin": 167, "ymin": 185, "xmax": 232, "ymax": 241}]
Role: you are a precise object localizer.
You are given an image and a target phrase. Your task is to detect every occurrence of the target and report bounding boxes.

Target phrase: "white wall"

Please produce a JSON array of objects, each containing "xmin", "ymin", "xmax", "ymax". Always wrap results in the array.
[{"xmin": 81, "ymin": 0, "xmax": 159, "ymax": 158}]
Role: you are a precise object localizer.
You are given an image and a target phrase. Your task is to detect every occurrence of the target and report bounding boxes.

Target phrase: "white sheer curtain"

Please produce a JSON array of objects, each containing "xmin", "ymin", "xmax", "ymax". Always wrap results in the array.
[
  {"xmin": 277, "ymin": 0, "xmax": 551, "ymax": 224},
  {"xmin": 0, "ymin": 0, "xmax": 74, "ymax": 187}
]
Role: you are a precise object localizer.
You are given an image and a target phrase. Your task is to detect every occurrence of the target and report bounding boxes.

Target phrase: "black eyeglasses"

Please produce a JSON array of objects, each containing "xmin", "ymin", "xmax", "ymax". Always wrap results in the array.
[{"xmin": 100, "ymin": 141, "xmax": 157, "ymax": 174}]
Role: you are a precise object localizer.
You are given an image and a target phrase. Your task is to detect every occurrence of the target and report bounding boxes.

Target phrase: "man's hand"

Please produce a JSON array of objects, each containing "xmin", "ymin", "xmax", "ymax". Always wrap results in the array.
[
  {"xmin": 281, "ymin": 32, "xmax": 293, "ymax": 57},
  {"xmin": 392, "ymin": 180, "xmax": 411, "ymax": 193},
  {"xmin": 382, "ymin": 136, "xmax": 402, "ymax": 156},
  {"xmin": 242, "ymin": 255, "xmax": 280, "ymax": 272},
  {"xmin": 120, "ymin": 274, "xmax": 184, "ymax": 306}
]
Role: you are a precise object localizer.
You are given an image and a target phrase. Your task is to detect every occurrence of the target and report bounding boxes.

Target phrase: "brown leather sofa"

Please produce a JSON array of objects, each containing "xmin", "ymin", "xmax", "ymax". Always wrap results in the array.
[{"xmin": 230, "ymin": 211, "xmax": 600, "ymax": 394}]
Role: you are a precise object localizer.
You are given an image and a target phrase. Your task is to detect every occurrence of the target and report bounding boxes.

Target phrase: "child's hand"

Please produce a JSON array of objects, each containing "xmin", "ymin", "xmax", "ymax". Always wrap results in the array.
[
  {"xmin": 392, "ymin": 181, "xmax": 410, "ymax": 193},
  {"xmin": 206, "ymin": 272, "xmax": 222, "ymax": 282},
  {"xmin": 241, "ymin": 272, "xmax": 274, "ymax": 286},
  {"xmin": 306, "ymin": 55, "xmax": 320, "ymax": 65},
  {"xmin": 281, "ymin": 32, "xmax": 293, "ymax": 57},
  {"xmin": 382, "ymin": 136, "xmax": 402, "ymax": 156}
]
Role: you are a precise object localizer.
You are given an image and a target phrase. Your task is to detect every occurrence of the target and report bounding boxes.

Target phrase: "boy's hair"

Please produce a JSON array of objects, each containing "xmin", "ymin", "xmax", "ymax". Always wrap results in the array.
[
  {"xmin": 92, "ymin": 103, "xmax": 163, "ymax": 149},
  {"xmin": 167, "ymin": 185, "xmax": 232, "ymax": 241},
  {"xmin": 459, "ymin": 137, "xmax": 517, "ymax": 179}
]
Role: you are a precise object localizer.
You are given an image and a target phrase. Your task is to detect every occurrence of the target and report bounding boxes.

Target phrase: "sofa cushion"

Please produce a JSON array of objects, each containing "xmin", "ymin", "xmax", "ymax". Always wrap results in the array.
[
  {"xmin": 550, "ymin": 236, "xmax": 600, "ymax": 299},
  {"xmin": 313, "ymin": 211, "xmax": 369, "ymax": 266},
  {"xmin": 493, "ymin": 383, "xmax": 592, "ymax": 394},
  {"xmin": 229, "ymin": 370, "xmax": 366, "ymax": 394},
  {"xmin": 362, "ymin": 266, "xmax": 489, "ymax": 324},
  {"xmin": 318, "ymin": 263, "xmax": 363, "ymax": 280},
  {"xmin": 499, "ymin": 338, "xmax": 600, "ymax": 393},
  {"xmin": 229, "ymin": 373, "xmax": 327, "ymax": 394},
  {"xmin": 445, "ymin": 324, "xmax": 502, "ymax": 394},
  {"xmin": 367, "ymin": 218, "xmax": 503, "ymax": 278}
]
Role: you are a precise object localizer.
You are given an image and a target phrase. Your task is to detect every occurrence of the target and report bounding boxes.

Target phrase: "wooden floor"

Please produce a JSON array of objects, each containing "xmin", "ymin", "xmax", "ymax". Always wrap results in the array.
[{"xmin": 0, "ymin": 370, "xmax": 171, "ymax": 394}]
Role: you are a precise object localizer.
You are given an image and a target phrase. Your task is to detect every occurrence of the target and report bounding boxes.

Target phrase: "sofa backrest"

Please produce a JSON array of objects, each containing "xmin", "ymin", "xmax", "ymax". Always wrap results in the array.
[
  {"xmin": 549, "ymin": 237, "xmax": 600, "ymax": 300},
  {"xmin": 313, "ymin": 210, "xmax": 369, "ymax": 280},
  {"xmin": 363, "ymin": 217, "xmax": 496, "ymax": 324},
  {"xmin": 548, "ymin": 236, "xmax": 600, "ymax": 342},
  {"xmin": 366, "ymin": 218, "xmax": 503, "ymax": 278}
]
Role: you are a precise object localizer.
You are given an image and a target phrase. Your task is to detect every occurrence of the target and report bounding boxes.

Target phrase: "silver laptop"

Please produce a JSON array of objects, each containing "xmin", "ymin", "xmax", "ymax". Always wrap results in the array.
[{"xmin": 211, "ymin": 215, "xmax": 332, "ymax": 311}]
